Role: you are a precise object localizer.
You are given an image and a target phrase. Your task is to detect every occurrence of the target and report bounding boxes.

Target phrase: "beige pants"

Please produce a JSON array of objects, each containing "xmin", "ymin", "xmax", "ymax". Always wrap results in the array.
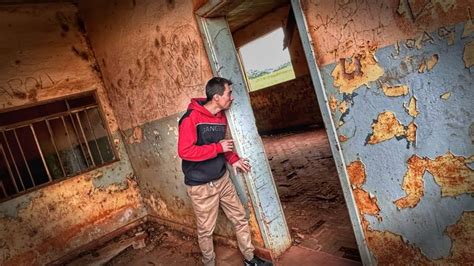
[{"xmin": 186, "ymin": 171, "xmax": 255, "ymax": 266}]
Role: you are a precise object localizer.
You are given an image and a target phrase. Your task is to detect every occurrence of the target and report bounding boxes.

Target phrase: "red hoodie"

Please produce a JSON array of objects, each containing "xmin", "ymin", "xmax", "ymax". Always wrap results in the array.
[{"xmin": 178, "ymin": 98, "xmax": 239, "ymax": 185}]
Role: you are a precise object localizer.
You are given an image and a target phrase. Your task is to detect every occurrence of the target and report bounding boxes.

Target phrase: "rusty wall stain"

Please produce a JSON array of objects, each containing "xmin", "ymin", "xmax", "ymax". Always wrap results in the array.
[
  {"xmin": 405, "ymin": 96, "xmax": 419, "ymax": 117},
  {"xmin": 439, "ymin": 211, "xmax": 474, "ymax": 264},
  {"xmin": 366, "ymin": 111, "xmax": 416, "ymax": 145},
  {"xmin": 329, "ymin": 94, "xmax": 338, "ymax": 112},
  {"xmin": 418, "ymin": 54, "xmax": 439, "ymax": 72},
  {"xmin": 347, "ymin": 160, "xmax": 366, "ymax": 187},
  {"xmin": 347, "ymin": 159, "xmax": 432, "ymax": 264},
  {"xmin": 331, "ymin": 45, "xmax": 385, "ymax": 94},
  {"xmin": 463, "ymin": 41, "xmax": 474, "ymax": 68},
  {"xmin": 382, "ymin": 84, "xmax": 410, "ymax": 97},
  {"xmin": 395, "ymin": 152, "xmax": 474, "ymax": 209},
  {"xmin": 0, "ymin": 175, "xmax": 145, "ymax": 265}
]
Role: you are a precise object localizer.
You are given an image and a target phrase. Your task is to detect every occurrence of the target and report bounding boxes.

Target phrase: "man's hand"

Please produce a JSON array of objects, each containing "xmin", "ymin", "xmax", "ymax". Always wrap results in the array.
[
  {"xmin": 232, "ymin": 159, "xmax": 251, "ymax": 175},
  {"xmin": 219, "ymin": 139, "xmax": 234, "ymax": 152}
]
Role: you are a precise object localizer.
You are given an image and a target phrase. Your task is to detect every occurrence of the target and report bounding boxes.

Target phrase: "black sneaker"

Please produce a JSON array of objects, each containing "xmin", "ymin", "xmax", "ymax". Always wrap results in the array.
[{"xmin": 244, "ymin": 255, "xmax": 273, "ymax": 266}]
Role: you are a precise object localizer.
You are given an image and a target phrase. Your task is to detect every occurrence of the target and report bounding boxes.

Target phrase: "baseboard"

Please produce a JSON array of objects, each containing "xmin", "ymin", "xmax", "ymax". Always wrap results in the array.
[
  {"xmin": 49, "ymin": 214, "xmax": 275, "ymax": 264},
  {"xmin": 49, "ymin": 215, "xmax": 147, "ymax": 265}
]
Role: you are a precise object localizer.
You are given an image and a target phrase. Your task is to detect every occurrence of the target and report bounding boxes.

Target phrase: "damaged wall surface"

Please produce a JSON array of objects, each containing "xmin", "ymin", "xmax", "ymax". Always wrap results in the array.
[
  {"xmin": 0, "ymin": 3, "xmax": 146, "ymax": 265},
  {"xmin": 301, "ymin": 0, "xmax": 473, "ymax": 263},
  {"xmin": 79, "ymin": 0, "xmax": 264, "ymax": 246}
]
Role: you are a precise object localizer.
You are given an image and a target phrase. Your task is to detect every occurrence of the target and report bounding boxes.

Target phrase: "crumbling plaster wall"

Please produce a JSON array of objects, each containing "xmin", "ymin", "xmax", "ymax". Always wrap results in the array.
[
  {"xmin": 233, "ymin": 5, "xmax": 323, "ymax": 133},
  {"xmin": 79, "ymin": 0, "xmax": 264, "ymax": 246},
  {"xmin": 301, "ymin": 0, "xmax": 473, "ymax": 263},
  {"xmin": 0, "ymin": 3, "xmax": 146, "ymax": 265}
]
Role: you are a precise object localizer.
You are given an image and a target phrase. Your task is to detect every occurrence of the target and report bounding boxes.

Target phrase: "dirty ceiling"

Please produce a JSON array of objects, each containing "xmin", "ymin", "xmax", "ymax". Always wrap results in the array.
[{"xmin": 226, "ymin": 0, "xmax": 289, "ymax": 32}]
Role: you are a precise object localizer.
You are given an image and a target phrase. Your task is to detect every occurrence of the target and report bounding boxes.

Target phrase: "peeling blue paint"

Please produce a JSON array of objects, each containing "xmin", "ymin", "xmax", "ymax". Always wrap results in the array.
[{"xmin": 319, "ymin": 22, "xmax": 474, "ymax": 260}]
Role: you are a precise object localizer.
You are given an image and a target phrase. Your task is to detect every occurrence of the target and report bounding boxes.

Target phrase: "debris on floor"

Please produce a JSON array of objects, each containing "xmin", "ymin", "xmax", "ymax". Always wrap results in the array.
[{"xmin": 262, "ymin": 129, "xmax": 361, "ymax": 262}]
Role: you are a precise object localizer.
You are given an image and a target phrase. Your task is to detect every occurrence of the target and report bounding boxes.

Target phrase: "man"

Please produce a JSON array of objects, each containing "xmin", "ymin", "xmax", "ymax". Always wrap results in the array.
[{"xmin": 178, "ymin": 77, "xmax": 272, "ymax": 266}]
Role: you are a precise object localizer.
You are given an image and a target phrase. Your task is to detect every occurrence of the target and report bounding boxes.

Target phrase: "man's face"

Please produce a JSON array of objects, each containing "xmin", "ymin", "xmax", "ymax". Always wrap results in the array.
[{"xmin": 216, "ymin": 84, "xmax": 234, "ymax": 110}]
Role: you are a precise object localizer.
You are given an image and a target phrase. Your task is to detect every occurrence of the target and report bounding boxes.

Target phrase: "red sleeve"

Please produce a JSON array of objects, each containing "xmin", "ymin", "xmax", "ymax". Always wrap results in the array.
[
  {"xmin": 222, "ymin": 118, "xmax": 239, "ymax": 164},
  {"xmin": 224, "ymin": 151, "xmax": 240, "ymax": 165},
  {"xmin": 178, "ymin": 117, "xmax": 223, "ymax": 161}
]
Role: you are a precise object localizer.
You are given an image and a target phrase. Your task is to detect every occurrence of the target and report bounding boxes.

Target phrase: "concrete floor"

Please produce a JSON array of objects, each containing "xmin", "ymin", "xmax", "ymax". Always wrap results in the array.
[{"xmin": 70, "ymin": 129, "xmax": 361, "ymax": 265}]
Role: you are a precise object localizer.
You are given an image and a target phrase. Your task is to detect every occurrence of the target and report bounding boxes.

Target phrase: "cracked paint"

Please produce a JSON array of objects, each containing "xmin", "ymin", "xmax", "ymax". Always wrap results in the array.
[
  {"xmin": 331, "ymin": 45, "xmax": 384, "ymax": 94},
  {"xmin": 329, "ymin": 94, "xmax": 338, "ymax": 112},
  {"xmin": 418, "ymin": 54, "xmax": 439, "ymax": 72},
  {"xmin": 347, "ymin": 159, "xmax": 431, "ymax": 264},
  {"xmin": 462, "ymin": 19, "xmax": 474, "ymax": 38},
  {"xmin": 463, "ymin": 41, "xmax": 474, "ymax": 68},
  {"xmin": 440, "ymin": 211, "xmax": 474, "ymax": 264},
  {"xmin": 382, "ymin": 84, "xmax": 409, "ymax": 97},
  {"xmin": 395, "ymin": 153, "xmax": 474, "ymax": 209},
  {"xmin": 440, "ymin": 91, "xmax": 451, "ymax": 100},
  {"xmin": 347, "ymin": 160, "xmax": 366, "ymax": 188},
  {"xmin": 404, "ymin": 96, "xmax": 419, "ymax": 117},
  {"xmin": 366, "ymin": 111, "xmax": 416, "ymax": 145}
]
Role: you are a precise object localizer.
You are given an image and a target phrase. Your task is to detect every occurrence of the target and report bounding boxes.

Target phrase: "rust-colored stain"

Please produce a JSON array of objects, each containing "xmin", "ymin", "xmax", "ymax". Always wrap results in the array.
[
  {"xmin": 406, "ymin": 122, "xmax": 417, "ymax": 143},
  {"xmin": 440, "ymin": 91, "xmax": 451, "ymax": 100},
  {"xmin": 365, "ymin": 211, "xmax": 473, "ymax": 265},
  {"xmin": 329, "ymin": 94, "xmax": 338, "ymax": 112},
  {"xmin": 1, "ymin": 176, "xmax": 144, "ymax": 265},
  {"xmin": 338, "ymin": 100, "xmax": 349, "ymax": 114},
  {"xmin": 364, "ymin": 227, "xmax": 431, "ymax": 265},
  {"xmin": 440, "ymin": 211, "xmax": 474, "ymax": 264},
  {"xmin": 463, "ymin": 41, "xmax": 474, "ymax": 68},
  {"xmin": 353, "ymin": 188, "xmax": 380, "ymax": 216},
  {"xmin": 395, "ymin": 152, "xmax": 474, "ymax": 209},
  {"xmin": 418, "ymin": 54, "xmax": 439, "ymax": 73},
  {"xmin": 128, "ymin": 126, "xmax": 143, "ymax": 144},
  {"xmin": 394, "ymin": 155, "xmax": 427, "ymax": 209},
  {"xmin": 331, "ymin": 45, "xmax": 384, "ymax": 94},
  {"xmin": 347, "ymin": 160, "xmax": 366, "ymax": 187},
  {"xmin": 345, "ymin": 159, "xmax": 437, "ymax": 264},
  {"xmin": 338, "ymin": 134, "xmax": 348, "ymax": 142},
  {"xmin": 347, "ymin": 160, "xmax": 433, "ymax": 264},
  {"xmin": 367, "ymin": 111, "xmax": 416, "ymax": 145},
  {"xmin": 382, "ymin": 84, "xmax": 409, "ymax": 97},
  {"xmin": 405, "ymin": 96, "xmax": 419, "ymax": 117},
  {"xmin": 462, "ymin": 19, "xmax": 474, "ymax": 38}
]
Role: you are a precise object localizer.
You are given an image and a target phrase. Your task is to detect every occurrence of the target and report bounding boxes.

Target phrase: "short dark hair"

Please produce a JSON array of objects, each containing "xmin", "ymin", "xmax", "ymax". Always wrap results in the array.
[{"xmin": 205, "ymin": 77, "xmax": 232, "ymax": 101}]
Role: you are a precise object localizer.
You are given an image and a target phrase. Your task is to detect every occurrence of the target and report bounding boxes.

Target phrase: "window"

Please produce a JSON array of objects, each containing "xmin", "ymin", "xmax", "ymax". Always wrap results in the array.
[
  {"xmin": 0, "ymin": 93, "xmax": 116, "ymax": 200},
  {"xmin": 238, "ymin": 27, "xmax": 296, "ymax": 91}
]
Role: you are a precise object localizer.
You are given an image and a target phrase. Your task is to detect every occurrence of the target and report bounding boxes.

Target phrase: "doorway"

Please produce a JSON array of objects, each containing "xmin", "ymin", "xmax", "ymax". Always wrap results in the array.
[{"xmin": 230, "ymin": 3, "xmax": 360, "ymax": 262}]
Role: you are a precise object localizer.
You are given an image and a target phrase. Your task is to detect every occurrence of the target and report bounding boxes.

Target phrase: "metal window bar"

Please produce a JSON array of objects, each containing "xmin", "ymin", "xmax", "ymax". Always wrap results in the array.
[
  {"xmin": 13, "ymin": 128, "xmax": 36, "ymax": 187},
  {"xmin": 65, "ymin": 101, "xmax": 92, "ymax": 168},
  {"xmin": 2, "ymin": 131, "xmax": 25, "ymax": 191},
  {"xmin": 65, "ymin": 100, "xmax": 93, "ymax": 167},
  {"xmin": 45, "ymin": 119, "xmax": 66, "ymax": 178},
  {"xmin": 75, "ymin": 112, "xmax": 95, "ymax": 167},
  {"xmin": 0, "ymin": 99, "xmax": 116, "ymax": 200},
  {"xmin": 84, "ymin": 110, "xmax": 104, "ymax": 164},
  {"xmin": 60, "ymin": 116, "xmax": 82, "ymax": 171},
  {"xmin": 0, "ymin": 144, "xmax": 19, "ymax": 193},
  {"xmin": 30, "ymin": 124, "xmax": 52, "ymax": 182}
]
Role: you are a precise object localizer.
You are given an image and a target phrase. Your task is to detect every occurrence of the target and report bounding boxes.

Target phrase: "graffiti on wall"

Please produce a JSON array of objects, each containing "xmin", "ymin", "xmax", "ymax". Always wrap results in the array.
[{"xmin": 104, "ymin": 23, "xmax": 208, "ymax": 130}]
